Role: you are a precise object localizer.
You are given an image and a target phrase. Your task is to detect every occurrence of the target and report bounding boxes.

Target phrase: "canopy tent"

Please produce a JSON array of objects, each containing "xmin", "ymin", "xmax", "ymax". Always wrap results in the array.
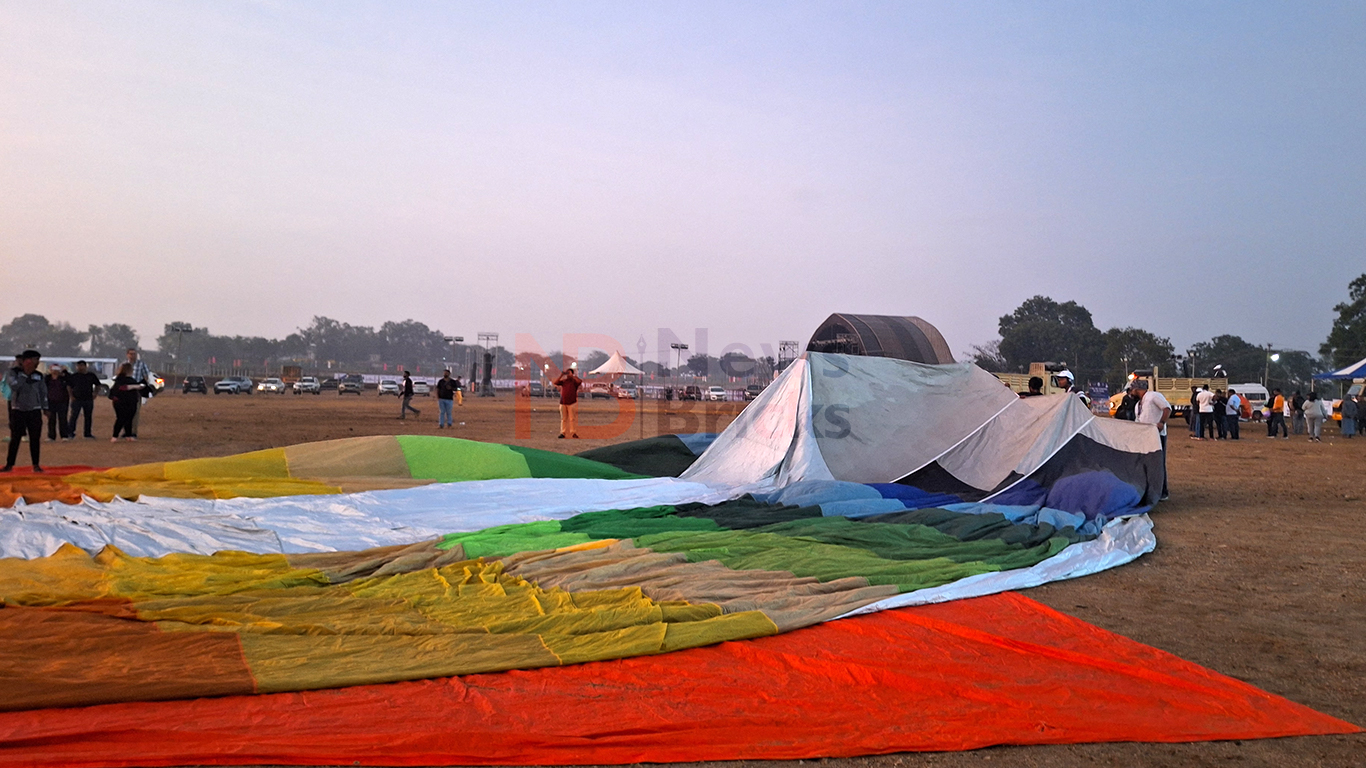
[
  {"xmin": 588, "ymin": 351, "xmax": 644, "ymax": 376},
  {"xmin": 1313, "ymin": 354, "xmax": 1366, "ymax": 380}
]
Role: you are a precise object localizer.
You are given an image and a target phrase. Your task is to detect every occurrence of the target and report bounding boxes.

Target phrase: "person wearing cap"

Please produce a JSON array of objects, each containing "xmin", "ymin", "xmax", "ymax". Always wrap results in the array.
[
  {"xmin": 1131, "ymin": 378, "xmax": 1170, "ymax": 501},
  {"xmin": 4, "ymin": 350, "xmax": 48, "ymax": 472},
  {"xmin": 1053, "ymin": 369, "xmax": 1090, "ymax": 407}
]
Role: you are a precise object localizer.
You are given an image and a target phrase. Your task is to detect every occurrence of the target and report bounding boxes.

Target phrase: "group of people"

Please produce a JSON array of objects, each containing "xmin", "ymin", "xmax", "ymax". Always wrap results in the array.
[
  {"xmin": 1184, "ymin": 385, "xmax": 1248, "ymax": 441},
  {"xmin": 1264, "ymin": 388, "xmax": 1357, "ymax": 442},
  {"xmin": 3, "ymin": 348, "xmax": 154, "ymax": 472}
]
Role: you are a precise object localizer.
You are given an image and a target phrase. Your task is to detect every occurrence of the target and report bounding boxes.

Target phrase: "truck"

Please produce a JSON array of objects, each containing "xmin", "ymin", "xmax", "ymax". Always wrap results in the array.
[
  {"xmin": 991, "ymin": 362, "xmax": 1075, "ymax": 396},
  {"xmin": 280, "ymin": 365, "xmax": 303, "ymax": 384},
  {"xmin": 1107, "ymin": 366, "xmax": 1232, "ymax": 420}
]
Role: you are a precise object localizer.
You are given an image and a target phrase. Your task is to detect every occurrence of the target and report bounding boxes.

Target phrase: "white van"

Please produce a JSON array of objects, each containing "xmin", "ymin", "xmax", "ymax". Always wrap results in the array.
[
  {"xmin": 1228, "ymin": 383, "xmax": 1268, "ymax": 418},
  {"xmin": 38, "ymin": 357, "xmax": 120, "ymax": 395}
]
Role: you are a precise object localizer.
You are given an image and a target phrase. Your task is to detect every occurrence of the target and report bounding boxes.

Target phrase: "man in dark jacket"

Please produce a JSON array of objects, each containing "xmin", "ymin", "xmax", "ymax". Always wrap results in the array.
[
  {"xmin": 66, "ymin": 360, "xmax": 101, "ymax": 439},
  {"xmin": 435, "ymin": 370, "xmax": 456, "ymax": 428},
  {"xmin": 4, "ymin": 350, "xmax": 47, "ymax": 472},
  {"xmin": 44, "ymin": 365, "xmax": 71, "ymax": 441},
  {"xmin": 399, "ymin": 371, "xmax": 421, "ymax": 420}
]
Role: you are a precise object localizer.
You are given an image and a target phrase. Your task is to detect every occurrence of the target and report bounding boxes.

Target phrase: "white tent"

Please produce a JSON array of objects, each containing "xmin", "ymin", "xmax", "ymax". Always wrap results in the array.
[
  {"xmin": 588, "ymin": 351, "xmax": 644, "ymax": 376},
  {"xmin": 1313, "ymin": 355, "xmax": 1366, "ymax": 380}
]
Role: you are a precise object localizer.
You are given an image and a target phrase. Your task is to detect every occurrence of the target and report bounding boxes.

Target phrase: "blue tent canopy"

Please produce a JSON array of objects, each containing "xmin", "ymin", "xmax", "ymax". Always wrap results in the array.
[{"xmin": 1313, "ymin": 355, "xmax": 1366, "ymax": 380}]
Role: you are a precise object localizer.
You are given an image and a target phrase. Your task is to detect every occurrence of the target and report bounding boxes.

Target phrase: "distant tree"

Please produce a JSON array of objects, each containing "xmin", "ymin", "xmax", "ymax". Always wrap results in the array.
[
  {"xmin": 579, "ymin": 350, "xmax": 611, "ymax": 373},
  {"xmin": 89, "ymin": 323, "xmax": 141, "ymax": 357},
  {"xmin": 1101, "ymin": 328, "xmax": 1174, "ymax": 388},
  {"xmin": 718, "ymin": 351, "xmax": 756, "ymax": 378},
  {"xmin": 686, "ymin": 354, "xmax": 719, "ymax": 378},
  {"xmin": 1321, "ymin": 273, "xmax": 1366, "ymax": 368},
  {"xmin": 997, "ymin": 296, "xmax": 1105, "ymax": 381},
  {"xmin": 0, "ymin": 314, "xmax": 85, "ymax": 355},
  {"xmin": 1188, "ymin": 335, "xmax": 1268, "ymax": 382},
  {"xmin": 964, "ymin": 340, "xmax": 1009, "ymax": 371}
]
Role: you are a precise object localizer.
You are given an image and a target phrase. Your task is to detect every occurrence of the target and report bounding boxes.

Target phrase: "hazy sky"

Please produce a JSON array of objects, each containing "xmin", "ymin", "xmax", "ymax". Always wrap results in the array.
[{"xmin": 2, "ymin": 1, "xmax": 1363, "ymax": 364}]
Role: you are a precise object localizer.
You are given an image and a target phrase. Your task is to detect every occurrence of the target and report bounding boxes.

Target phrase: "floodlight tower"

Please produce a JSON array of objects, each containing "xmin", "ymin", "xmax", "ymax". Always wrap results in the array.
[
  {"xmin": 169, "ymin": 322, "xmax": 194, "ymax": 387},
  {"xmin": 777, "ymin": 340, "xmax": 799, "ymax": 374}
]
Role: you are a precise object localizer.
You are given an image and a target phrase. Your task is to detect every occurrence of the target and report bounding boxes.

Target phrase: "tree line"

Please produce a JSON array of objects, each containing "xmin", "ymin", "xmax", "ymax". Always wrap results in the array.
[{"xmin": 967, "ymin": 273, "xmax": 1366, "ymax": 392}]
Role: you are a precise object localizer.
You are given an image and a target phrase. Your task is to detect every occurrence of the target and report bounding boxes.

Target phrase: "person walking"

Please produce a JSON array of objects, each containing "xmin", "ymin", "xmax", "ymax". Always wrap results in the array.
[
  {"xmin": 1340, "ymin": 393, "xmax": 1358, "ymax": 438},
  {"xmin": 1303, "ymin": 392, "xmax": 1329, "ymax": 442},
  {"xmin": 109, "ymin": 363, "xmax": 145, "ymax": 441},
  {"xmin": 1132, "ymin": 379, "xmax": 1171, "ymax": 501},
  {"xmin": 453, "ymin": 375, "xmax": 464, "ymax": 406},
  {"xmin": 435, "ymin": 370, "xmax": 456, "ymax": 428},
  {"xmin": 1267, "ymin": 389, "xmax": 1288, "ymax": 438},
  {"xmin": 66, "ymin": 360, "xmax": 100, "ymax": 439},
  {"xmin": 554, "ymin": 366, "xmax": 582, "ymax": 439},
  {"xmin": 44, "ymin": 364, "xmax": 72, "ymax": 441},
  {"xmin": 1225, "ymin": 388, "xmax": 1242, "ymax": 440},
  {"xmin": 4, "ymin": 350, "xmax": 48, "ymax": 472},
  {"xmin": 398, "ymin": 371, "xmax": 421, "ymax": 420}
]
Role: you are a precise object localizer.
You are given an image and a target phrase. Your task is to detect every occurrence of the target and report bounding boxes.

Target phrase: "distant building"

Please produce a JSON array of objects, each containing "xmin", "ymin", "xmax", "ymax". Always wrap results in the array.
[{"xmin": 806, "ymin": 313, "xmax": 955, "ymax": 364}]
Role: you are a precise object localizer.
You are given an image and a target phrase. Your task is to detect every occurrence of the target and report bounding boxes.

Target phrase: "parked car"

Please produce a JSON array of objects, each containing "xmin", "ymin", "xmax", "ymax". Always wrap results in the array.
[
  {"xmin": 214, "ymin": 376, "xmax": 254, "ymax": 394},
  {"xmin": 338, "ymin": 376, "xmax": 364, "ymax": 395},
  {"xmin": 377, "ymin": 379, "xmax": 401, "ymax": 396},
  {"xmin": 707, "ymin": 386, "xmax": 727, "ymax": 401},
  {"xmin": 182, "ymin": 375, "xmax": 208, "ymax": 394},
  {"xmin": 412, "ymin": 381, "xmax": 431, "ymax": 397},
  {"xmin": 319, "ymin": 377, "xmax": 341, "ymax": 391},
  {"xmin": 587, "ymin": 382, "xmax": 612, "ymax": 399},
  {"xmin": 257, "ymin": 378, "xmax": 288, "ymax": 394},
  {"xmin": 680, "ymin": 385, "xmax": 702, "ymax": 401},
  {"xmin": 615, "ymin": 382, "xmax": 637, "ymax": 399},
  {"xmin": 293, "ymin": 376, "xmax": 321, "ymax": 395},
  {"xmin": 744, "ymin": 384, "xmax": 764, "ymax": 401},
  {"xmin": 528, "ymin": 381, "xmax": 544, "ymax": 397}
]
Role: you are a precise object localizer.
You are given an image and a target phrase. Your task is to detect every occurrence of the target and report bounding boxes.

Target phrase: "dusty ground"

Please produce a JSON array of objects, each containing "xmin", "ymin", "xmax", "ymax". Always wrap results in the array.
[{"xmin": 25, "ymin": 391, "xmax": 1366, "ymax": 766}]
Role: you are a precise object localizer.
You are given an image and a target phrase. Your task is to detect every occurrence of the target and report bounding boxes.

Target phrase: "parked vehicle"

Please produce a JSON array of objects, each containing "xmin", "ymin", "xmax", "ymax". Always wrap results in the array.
[
  {"xmin": 707, "ymin": 386, "xmax": 727, "ymax": 401},
  {"xmin": 680, "ymin": 385, "xmax": 702, "ymax": 401},
  {"xmin": 744, "ymin": 384, "xmax": 764, "ymax": 401},
  {"xmin": 377, "ymin": 380, "xmax": 401, "ymax": 396},
  {"xmin": 615, "ymin": 381, "xmax": 637, "ymax": 399},
  {"xmin": 182, "ymin": 375, "xmax": 208, "ymax": 394},
  {"xmin": 214, "ymin": 376, "xmax": 254, "ymax": 394},
  {"xmin": 257, "ymin": 378, "xmax": 288, "ymax": 394},
  {"xmin": 320, "ymin": 377, "xmax": 342, "ymax": 391},
  {"xmin": 412, "ymin": 381, "xmax": 431, "ymax": 397},
  {"xmin": 293, "ymin": 376, "xmax": 321, "ymax": 395},
  {"xmin": 587, "ymin": 383, "xmax": 612, "ymax": 399},
  {"xmin": 338, "ymin": 376, "xmax": 364, "ymax": 395}
]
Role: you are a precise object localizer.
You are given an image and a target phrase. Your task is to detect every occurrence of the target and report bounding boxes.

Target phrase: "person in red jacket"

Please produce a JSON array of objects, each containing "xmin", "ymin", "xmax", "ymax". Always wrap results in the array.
[{"xmin": 554, "ymin": 367, "xmax": 582, "ymax": 439}]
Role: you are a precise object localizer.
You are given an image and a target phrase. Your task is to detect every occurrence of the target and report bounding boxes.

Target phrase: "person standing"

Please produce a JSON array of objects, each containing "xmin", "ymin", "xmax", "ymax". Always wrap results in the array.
[
  {"xmin": 1225, "ymin": 388, "xmax": 1242, "ymax": 440},
  {"xmin": 399, "ymin": 371, "xmax": 421, "ymax": 420},
  {"xmin": 1195, "ymin": 385, "xmax": 1216, "ymax": 439},
  {"xmin": 4, "ymin": 350, "xmax": 47, "ymax": 472},
  {"xmin": 125, "ymin": 348, "xmax": 151, "ymax": 438},
  {"xmin": 1187, "ymin": 386, "xmax": 1201, "ymax": 438},
  {"xmin": 1113, "ymin": 384, "xmax": 1140, "ymax": 420},
  {"xmin": 1291, "ymin": 390, "xmax": 1306, "ymax": 435},
  {"xmin": 44, "ymin": 364, "xmax": 71, "ymax": 441},
  {"xmin": 1212, "ymin": 389, "xmax": 1228, "ymax": 439},
  {"xmin": 1340, "ymin": 393, "xmax": 1358, "ymax": 438},
  {"xmin": 1018, "ymin": 376, "xmax": 1044, "ymax": 398},
  {"xmin": 1267, "ymin": 389, "xmax": 1287, "ymax": 438},
  {"xmin": 66, "ymin": 360, "xmax": 100, "ymax": 439},
  {"xmin": 1132, "ymin": 379, "xmax": 1171, "ymax": 501},
  {"xmin": 554, "ymin": 367, "xmax": 582, "ymax": 439},
  {"xmin": 109, "ymin": 363, "xmax": 144, "ymax": 441},
  {"xmin": 435, "ymin": 370, "xmax": 456, "ymax": 428},
  {"xmin": 1303, "ymin": 392, "xmax": 1329, "ymax": 442},
  {"xmin": 453, "ymin": 375, "xmax": 464, "ymax": 406}
]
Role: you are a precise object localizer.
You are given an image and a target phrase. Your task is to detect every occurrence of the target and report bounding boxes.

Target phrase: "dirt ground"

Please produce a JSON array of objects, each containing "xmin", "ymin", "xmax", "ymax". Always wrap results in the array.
[{"xmin": 24, "ymin": 391, "xmax": 1366, "ymax": 767}]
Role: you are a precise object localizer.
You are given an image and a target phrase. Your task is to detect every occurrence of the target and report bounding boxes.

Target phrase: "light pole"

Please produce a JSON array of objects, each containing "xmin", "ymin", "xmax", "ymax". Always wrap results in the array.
[
  {"xmin": 670, "ymin": 343, "xmax": 688, "ymax": 396},
  {"xmin": 1264, "ymin": 345, "xmax": 1281, "ymax": 388},
  {"xmin": 169, "ymin": 322, "xmax": 193, "ymax": 389}
]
